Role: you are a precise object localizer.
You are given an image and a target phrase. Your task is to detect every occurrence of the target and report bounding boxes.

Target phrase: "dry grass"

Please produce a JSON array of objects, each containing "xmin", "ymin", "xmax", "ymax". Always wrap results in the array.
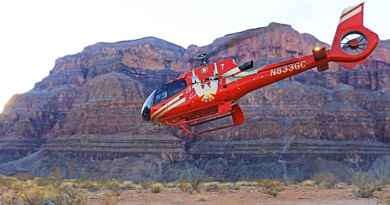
[
  {"xmin": 301, "ymin": 180, "xmax": 315, "ymax": 187},
  {"xmin": 352, "ymin": 172, "xmax": 378, "ymax": 198},
  {"xmin": 204, "ymin": 182, "xmax": 221, "ymax": 192},
  {"xmin": 257, "ymin": 179, "xmax": 284, "ymax": 197},
  {"xmin": 141, "ymin": 181, "xmax": 155, "ymax": 190},
  {"xmin": 177, "ymin": 181, "xmax": 194, "ymax": 193},
  {"xmin": 0, "ymin": 177, "xmax": 87, "ymax": 205},
  {"xmin": 312, "ymin": 173, "xmax": 337, "ymax": 189},
  {"xmin": 151, "ymin": 183, "xmax": 164, "ymax": 193},
  {"xmin": 235, "ymin": 181, "xmax": 257, "ymax": 187}
]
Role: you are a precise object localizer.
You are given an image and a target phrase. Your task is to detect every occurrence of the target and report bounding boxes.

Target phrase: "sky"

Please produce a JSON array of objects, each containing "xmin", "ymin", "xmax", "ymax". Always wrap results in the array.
[{"xmin": 0, "ymin": 0, "xmax": 388, "ymax": 112}]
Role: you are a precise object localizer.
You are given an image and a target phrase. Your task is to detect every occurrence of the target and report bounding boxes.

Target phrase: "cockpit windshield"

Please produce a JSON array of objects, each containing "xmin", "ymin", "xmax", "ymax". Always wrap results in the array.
[
  {"xmin": 154, "ymin": 79, "xmax": 187, "ymax": 105},
  {"xmin": 141, "ymin": 79, "xmax": 187, "ymax": 121}
]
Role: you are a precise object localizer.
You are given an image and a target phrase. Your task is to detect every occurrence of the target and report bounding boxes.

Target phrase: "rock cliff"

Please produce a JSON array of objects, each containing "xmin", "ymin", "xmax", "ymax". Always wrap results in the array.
[{"xmin": 1, "ymin": 23, "xmax": 390, "ymax": 181}]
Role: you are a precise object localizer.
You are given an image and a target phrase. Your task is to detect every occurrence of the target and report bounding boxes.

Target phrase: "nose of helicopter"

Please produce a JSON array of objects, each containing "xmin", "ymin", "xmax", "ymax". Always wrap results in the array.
[
  {"xmin": 141, "ymin": 90, "xmax": 156, "ymax": 121},
  {"xmin": 141, "ymin": 106, "xmax": 150, "ymax": 121}
]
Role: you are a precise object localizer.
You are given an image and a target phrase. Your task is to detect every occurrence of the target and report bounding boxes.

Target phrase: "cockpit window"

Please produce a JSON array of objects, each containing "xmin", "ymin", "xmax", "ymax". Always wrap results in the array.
[{"xmin": 154, "ymin": 79, "xmax": 187, "ymax": 104}]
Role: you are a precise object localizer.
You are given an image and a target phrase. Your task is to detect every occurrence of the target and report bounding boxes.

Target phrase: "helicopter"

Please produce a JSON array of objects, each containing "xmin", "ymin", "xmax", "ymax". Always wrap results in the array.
[{"xmin": 141, "ymin": 3, "xmax": 379, "ymax": 143}]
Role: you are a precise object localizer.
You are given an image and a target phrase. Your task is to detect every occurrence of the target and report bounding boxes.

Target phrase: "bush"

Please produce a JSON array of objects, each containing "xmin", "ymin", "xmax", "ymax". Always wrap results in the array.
[
  {"xmin": 77, "ymin": 180, "xmax": 101, "ymax": 192},
  {"xmin": 232, "ymin": 183, "xmax": 241, "ymax": 190},
  {"xmin": 301, "ymin": 180, "xmax": 315, "ymax": 187},
  {"xmin": 1, "ymin": 190, "xmax": 19, "ymax": 205},
  {"xmin": 0, "ymin": 176, "xmax": 18, "ymax": 188},
  {"xmin": 177, "ymin": 181, "xmax": 193, "ymax": 193},
  {"xmin": 312, "ymin": 173, "xmax": 337, "ymax": 189},
  {"xmin": 100, "ymin": 180, "xmax": 122, "ymax": 192},
  {"xmin": 57, "ymin": 184, "xmax": 87, "ymax": 205},
  {"xmin": 352, "ymin": 172, "xmax": 378, "ymax": 198},
  {"xmin": 235, "ymin": 181, "xmax": 257, "ymax": 187},
  {"xmin": 190, "ymin": 179, "xmax": 202, "ymax": 193},
  {"xmin": 141, "ymin": 181, "xmax": 155, "ymax": 190},
  {"xmin": 19, "ymin": 185, "xmax": 59, "ymax": 205},
  {"xmin": 335, "ymin": 182, "xmax": 348, "ymax": 189},
  {"xmin": 48, "ymin": 167, "xmax": 64, "ymax": 187},
  {"xmin": 151, "ymin": 183, "xmax": 163, "ymax": 193},
  {"xmin": 257, "ymin": 179, "xmax": 284, "ymax": 197},
  {"xmin": 0, "ymin": 176, "xmax": 87, "ymax": 205},
  {"xmin": 204, "ymin": 182, "xmax": 220, "ymax": 192},
  {"xmin": 218, "ymin": 183, "xmax": 233, "ymax": 192},
  {"xmin": 120, "ymin": 181, "xmax": 138, "ymax": 190},
  {"xmin": 164, "ymin": 182, "xmax": 177, "ymax": 189}
]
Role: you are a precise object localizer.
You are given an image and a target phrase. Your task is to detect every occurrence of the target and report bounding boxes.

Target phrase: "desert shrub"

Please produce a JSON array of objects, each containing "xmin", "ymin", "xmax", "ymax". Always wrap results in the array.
[
  {"xmin": 312, "ymin": 173, "xmax": 337, "ymax": 189},
  {"xmin": 257, "ymin": 179, "xmax": 284, "ymax": 197},
  {"xmin": 0, "ymin": 176, "xmax": 18, "ymax": 188},
  {"xmin": 57, "ymin": 184, "xmax": 87, "ymax": 205},
  {"xmin": 151, "ymin": 183, "xmax": 163, "ymax": 193},
  {"xmin": 141, "ymin": 181, "xmax": 155, "ymax": 190},
  {"xmin": 77, "ymin": 180, "xmax": 101, "ymax": 192},
  {"xmin": 235, "ymin": 181, "xmax": 257, "ymax": 187},
  {"xmin": 335, "ymin": 182, "xmax": 348, "ymax": 189},
  {"xmin": 102, "ymin": 192, "xmax": 120, "ymax": 205},
  {"xmin": 34, "ymin": 177, "xmax": 58, "ymax": 187},
  {"xmin": 1, "ymin": 176, "xmax": 86, "ymax": 205},
  {"xmin": 352, "ymin": 172, "xmax": 378, "ymax": 198},
  {"xmin": 100, "ymin": 180, "xmax": 122, "ymax": 192},
  {"xmin": 61, "ymin": 180, "xmax": 78, "ymax": 189},
  {"xmin": 164, "ymin": 182, "xmax": 177, "ymax": 189},
  {"xmin": 9, "ymin": 179, "xmax": 29, "ymax": 192},
  {"xmin": 48, "ymin": 167, "xmax": 64, "ymax": 187},
  {"xmin": 1, "ymin": 190, "xmax": 20, "ymax": 205},
  {"xmin": 232, "ymin": 183, "xmax": 241, "ymax": 190},
  {"xmin": 75, "ymin": 179, "xmax": 126, "ymax": 192},
  {"xmin": 120, "ymin": 181, "xmax": 138, "ymax": 190},
  {"xmin": 218, "ymin": 183, "xmax": 234, "ymax": 192},
  {"xmin": 19, "ymin": 185, "xmax": 59, "ymax": 205},
  {"xmin": 178, "ymin": 165, "xmax": 209, "ymax": 193},
  {"xmin": 301, "ymin": 180, "xmax": 315, "ymax": 187},
  {"xmin": 33, "ymin": 168, "xmax": 64, "ymax": 188},
  {"xmin": 177, "ymin": 181, "xmax": 193, "ymax": 193},
  {"xmin": 204, "ymin": 182, "xmax": 220, "ymax": 192},
  {"xmin": 191, "ymin": 179, "xmax": 203, "ymax": 193}
]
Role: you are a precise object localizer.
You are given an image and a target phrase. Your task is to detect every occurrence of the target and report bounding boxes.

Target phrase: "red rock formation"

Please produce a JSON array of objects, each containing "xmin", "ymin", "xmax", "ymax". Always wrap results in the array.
[{"xmin": 0, "ymin": 23, "xmax": 390, "ymax": 180}]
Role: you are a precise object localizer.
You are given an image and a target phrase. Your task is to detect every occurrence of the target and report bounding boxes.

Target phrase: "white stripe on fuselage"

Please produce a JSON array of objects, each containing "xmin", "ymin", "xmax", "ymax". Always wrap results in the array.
[
  {"xmin": 153, "ymin": 97, "xmax": 186, "ymax": 120},
  {"xmin": 151, "ymin": 93, "xmax": 183, "ymax": 120}
]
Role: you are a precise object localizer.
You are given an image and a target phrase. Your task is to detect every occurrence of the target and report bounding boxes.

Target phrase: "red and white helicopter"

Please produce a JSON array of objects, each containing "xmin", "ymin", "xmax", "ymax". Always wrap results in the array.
[{"xmin": 141, "ymin": 3, "xmax": 378, "ymax": 144}]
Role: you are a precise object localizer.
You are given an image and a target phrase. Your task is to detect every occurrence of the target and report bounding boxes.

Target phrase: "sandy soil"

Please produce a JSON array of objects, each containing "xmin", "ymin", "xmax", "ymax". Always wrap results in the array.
[{"xmin": 87, "ymin": 185, "xmax": 389, "ymax": 205}]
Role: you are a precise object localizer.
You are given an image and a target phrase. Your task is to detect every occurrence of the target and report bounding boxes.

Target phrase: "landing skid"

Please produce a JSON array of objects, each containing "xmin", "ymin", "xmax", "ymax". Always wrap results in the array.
[{"xmin": 168, "ymin": 126, "xmax": 197, "ymax": 152}]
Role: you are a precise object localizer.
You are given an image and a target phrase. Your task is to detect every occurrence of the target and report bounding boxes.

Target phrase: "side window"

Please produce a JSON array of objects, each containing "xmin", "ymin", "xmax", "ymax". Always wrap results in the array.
[
  {"xmin": 167, "ymin": 80, "xmax": 186, "ymax": 97},
  {"xmin": 154, "ymin": 88, "xmax": 167, "ymax": 105}
]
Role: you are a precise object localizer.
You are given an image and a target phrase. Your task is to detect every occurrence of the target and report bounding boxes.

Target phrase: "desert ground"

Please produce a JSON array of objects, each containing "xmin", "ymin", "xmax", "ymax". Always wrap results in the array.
[
  {"xmin": 86, "ymin": 185, "xmax": 386, "ymax": 205},
  {"xmin": 2, "ymin": 175, "xmax": 390, "ymax": 205}
]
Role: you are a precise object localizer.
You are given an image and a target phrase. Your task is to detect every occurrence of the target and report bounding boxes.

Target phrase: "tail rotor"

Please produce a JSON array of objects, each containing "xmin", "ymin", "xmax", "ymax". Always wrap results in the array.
[{"xmin": 328, "ymin": 3, "xmax": 379, "ymax": 69}]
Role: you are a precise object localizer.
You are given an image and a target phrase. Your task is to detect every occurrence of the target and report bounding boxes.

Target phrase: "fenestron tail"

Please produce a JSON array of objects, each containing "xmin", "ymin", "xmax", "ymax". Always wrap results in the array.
[{"xmin": 328, "ymin": 3, "xmax": 379, "ymax": 69}]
